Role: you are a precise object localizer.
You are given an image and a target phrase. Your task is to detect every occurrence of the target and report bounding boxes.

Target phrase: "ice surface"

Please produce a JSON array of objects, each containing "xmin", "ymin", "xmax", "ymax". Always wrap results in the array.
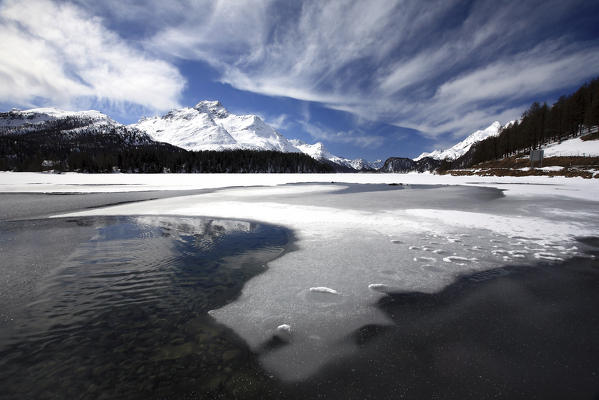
[
  {"xmin": 2, "ymin": 172, "xmax": 599, "ymax": 202},
  {"xmin": 40, "ymin": 177, "xmax": 599, "ymax": 381}
]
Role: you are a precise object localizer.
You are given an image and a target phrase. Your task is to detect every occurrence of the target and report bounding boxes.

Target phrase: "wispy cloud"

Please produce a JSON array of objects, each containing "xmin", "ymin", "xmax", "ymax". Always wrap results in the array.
[
  {"xmin": 299, "ymin": 121, "xmax": 385, "ymax": 149},
  {"xmin": 0, "ymin": 0, "xmax": 185, "ymax": 112},
  {"xmin": 133, "ymin": 0, "xmax": 598, "ymax": 138},
  {"xmin": 4, "ymin": 0, "xmax": 598, "ymax": 143},
  {"xmin": 265, "ymin": 114, "xmax": 290, "ymax": 131}
]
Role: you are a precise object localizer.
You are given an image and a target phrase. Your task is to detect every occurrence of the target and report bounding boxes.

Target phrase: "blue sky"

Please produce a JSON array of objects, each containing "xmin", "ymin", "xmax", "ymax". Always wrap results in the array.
[{"xmin": 1, "ymin": 0, "xmax": 598, "ymax": 160}]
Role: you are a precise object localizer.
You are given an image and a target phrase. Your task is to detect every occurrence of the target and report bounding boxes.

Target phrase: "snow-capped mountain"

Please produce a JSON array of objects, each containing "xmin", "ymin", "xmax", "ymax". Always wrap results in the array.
[
  {"xmin": 0, "ymin": 107, "xmax": 118, "ymax": 131},
  {"xmin": 0, "ymin": 107, "xmax": 154, "ymax": 146},
  {"xmin": 2, "ymin": 103, "xmax": 381, "ymax": 171},
  {"xmin": 288, "ymin": 139, "xmax": 379, "ymax": 170},
  {"xmin": 131, "ymin": 101, "xmax": 299, "ymax": 153},
  {"xmin": 414, "ymin": 121, "xmax": 504, "ymax": 161},
  {"xmin": 132, "ymin": 101, "xmax": 379, "ymax": 170}
]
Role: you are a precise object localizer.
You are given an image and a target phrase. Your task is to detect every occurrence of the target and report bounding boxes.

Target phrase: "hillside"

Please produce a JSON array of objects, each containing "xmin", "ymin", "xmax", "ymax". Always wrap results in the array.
[
  {"xmin": 434, "ymin": 77, "xmax": 599, "ymax": 178},
  {"xmin": 443, "ymin": 130, "xmax": 599, "ymax": 179},
  {"xmin": 415, "ymin": 121, "xmax": 504, "ymax": 161}
]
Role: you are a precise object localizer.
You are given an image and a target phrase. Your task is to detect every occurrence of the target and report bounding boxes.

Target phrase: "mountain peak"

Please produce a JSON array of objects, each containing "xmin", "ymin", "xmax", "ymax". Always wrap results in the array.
[
  {"xmin": 193, "ymin": 100, "xmax": 229, "ymax": 118},
  {"xmin": 130, "ymin": 102, "xmax": 379, "ymax": 170},
  {"xmin": 414, "ymin": 121, "xmax": 503, "ymax": 161}
]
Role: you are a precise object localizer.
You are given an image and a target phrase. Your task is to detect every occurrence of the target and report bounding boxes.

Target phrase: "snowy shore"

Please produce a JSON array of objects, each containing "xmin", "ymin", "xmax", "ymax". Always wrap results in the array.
[{"xmin": 1, "ymin": 171, "xmax": 598, "ymax": 201}]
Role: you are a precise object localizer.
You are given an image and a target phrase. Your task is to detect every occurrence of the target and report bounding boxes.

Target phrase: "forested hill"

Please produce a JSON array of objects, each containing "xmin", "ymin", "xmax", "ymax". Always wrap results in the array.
[
  {"xmin": 0, "ymin": 115, "xmax": 334, "ymax": 173},
  {"xmin": 445, "ymin": 77, "xmax": 599, "ymax": 169}
]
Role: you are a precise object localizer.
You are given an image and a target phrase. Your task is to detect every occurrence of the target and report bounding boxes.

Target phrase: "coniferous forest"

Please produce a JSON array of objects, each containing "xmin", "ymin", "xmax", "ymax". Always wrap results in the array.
[{"xmin": 445, "ymin": 77, "xmax": 599, "ymax": 169}]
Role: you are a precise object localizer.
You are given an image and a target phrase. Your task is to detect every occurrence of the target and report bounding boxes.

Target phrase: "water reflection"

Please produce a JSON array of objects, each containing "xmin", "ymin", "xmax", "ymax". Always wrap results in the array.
[{"xmin": 0, "ymin": 216, "xmax": 289, "ymax": 399}]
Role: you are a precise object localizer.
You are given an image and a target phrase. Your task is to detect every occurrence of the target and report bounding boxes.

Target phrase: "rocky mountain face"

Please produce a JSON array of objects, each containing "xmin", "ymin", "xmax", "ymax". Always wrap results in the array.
[{"xmin": 381, "ymin": 157, "xmax": 441, "ymax": 173}]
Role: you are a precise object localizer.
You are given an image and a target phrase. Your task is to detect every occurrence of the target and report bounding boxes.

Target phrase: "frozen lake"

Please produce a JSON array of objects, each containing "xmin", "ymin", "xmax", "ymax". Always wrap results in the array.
[{"xmin": 0, "ymin": 172, "xmax": 598, "ymax": 398}]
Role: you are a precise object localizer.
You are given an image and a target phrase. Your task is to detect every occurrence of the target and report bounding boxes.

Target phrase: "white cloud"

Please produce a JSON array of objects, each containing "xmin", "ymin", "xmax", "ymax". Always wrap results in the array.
[
  {"xmin": 265, "ymin": 114, "xmax": 290, "ymax": 130},
  {"xmin": 0, "ymin": 0, "xmax": 185, "ymax": 112},
  {"xmin": 299, "ymin": 121, "xmax": 385, "ymax": 149}
]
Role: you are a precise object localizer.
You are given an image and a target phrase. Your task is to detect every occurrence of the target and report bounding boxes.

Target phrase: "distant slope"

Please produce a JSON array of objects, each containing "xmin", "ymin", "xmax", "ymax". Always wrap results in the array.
[
  {"xmin": 458, "ymin": 77, "xmax": 599, "ymax": 168},
  {"xmin": 381, "ymin": 157, "xmax": 440, "ymax": 173},
  {"xmin": 0, "ymin": 107, "xmax": 118, "ymax": 129},
  {"xmin": 289, "ymin": 139, "xmax": 381, "ymax": 170},
  {"xmin": 415, "ymin": 121, "xmax": 503, "ymax": 161}
]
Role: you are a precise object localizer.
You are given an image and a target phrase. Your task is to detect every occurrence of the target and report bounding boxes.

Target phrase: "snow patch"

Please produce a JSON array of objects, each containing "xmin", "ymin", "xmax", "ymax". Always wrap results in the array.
[
  {"xmin": 277, "ymin": 324, "xmax": 292, "ymax": 335},
  {"xmin": 542, "ymin": 137, "xmax": 599, "ymax": 158},
  {"xmin": 309, "ymin": 287, "xmax": 340, "ymax": 295}
]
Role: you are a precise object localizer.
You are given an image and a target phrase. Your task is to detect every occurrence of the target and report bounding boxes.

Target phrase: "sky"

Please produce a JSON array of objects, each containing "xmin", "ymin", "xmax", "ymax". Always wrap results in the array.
[{"xmin": 1, "ymin": 0, "xmax": 598, "ymax": 160}]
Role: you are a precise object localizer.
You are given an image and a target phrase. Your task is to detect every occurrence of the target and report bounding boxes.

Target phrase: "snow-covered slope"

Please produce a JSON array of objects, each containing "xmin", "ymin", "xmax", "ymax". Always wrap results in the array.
[
  {"xmin": 415, "ymin": 121, "xmax": 504, "ymax": 161},
  {"xmin": 132, "ymin": 101, "xmax": 380, "ymax": 170},
  {"xmin": 132, "ymin": 101, "xmax": 299, "ymax": 153},
  {"xmin": 541, "ymin": 136, "xmax": 599, "ymax": 157},
  {"xmin": 289, "ymin": 139, "xmax": 379, "ymax": 170},
  {"xmin": 0, "ymin": 107, "xmax": 118, "ymax": 130},
  {"xmin": 0, "ymin": 107, "xmax": 154, "ymax": 147}
]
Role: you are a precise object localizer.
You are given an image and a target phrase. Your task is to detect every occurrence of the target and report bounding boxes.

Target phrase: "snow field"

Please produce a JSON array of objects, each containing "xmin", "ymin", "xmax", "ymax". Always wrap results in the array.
[
  {"xmin": 542, "ymin": 136, "xmax": 599, "ymax": 157},
  {"xmin": 1, "ymin": 172, "xmax": 598, "ymax": 201}
]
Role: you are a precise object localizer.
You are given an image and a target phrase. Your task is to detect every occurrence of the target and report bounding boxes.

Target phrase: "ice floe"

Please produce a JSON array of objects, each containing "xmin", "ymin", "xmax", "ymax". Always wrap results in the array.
[{"xmin": 309, "ymin": 287, "xmax": 340, "ymax": 295}]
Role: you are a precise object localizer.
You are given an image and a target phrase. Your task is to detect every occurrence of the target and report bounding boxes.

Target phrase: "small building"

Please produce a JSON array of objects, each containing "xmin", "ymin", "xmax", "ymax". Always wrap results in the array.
[{"xmin": 530, "ymin": 149, "xmax": 544, "ymax": 168}]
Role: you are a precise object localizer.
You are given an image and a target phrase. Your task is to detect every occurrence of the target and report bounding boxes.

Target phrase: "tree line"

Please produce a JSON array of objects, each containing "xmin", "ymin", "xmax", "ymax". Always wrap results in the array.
[
  {"xmin": 0, "ymin": 119, "xmax": 334, "ymax": 173},
  {"xmin": 443, "ymin": 77, "xmax": 599, "ymax": 169}
]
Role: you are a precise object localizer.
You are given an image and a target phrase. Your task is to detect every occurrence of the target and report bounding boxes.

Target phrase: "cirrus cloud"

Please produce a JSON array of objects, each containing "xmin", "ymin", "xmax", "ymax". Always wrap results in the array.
[{"xmin": 138, "ymin": 0, "xmax": 599, "ymax": 138}]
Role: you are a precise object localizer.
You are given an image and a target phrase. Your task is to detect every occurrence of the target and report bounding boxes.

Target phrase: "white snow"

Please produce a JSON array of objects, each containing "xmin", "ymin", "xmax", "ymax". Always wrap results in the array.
[
  {"xmin": 541, "ymin": 136, "xmax": 599, "ymax": 157},
  {"xmin": 518, "ymin": 166, "xmax": 564, "ymax": 172},
  {"xmin": 0, "ymin": 107, "xmax": 117, "ymax": 129},
  {"xmin": 12, "ymin": 172, "xmax": 596, "ymax": 380},
  {"xmin": 443, "ymin": 256, "xmax": 478, "ymax": 264},
  {"xmin": 130, "ymin": 101, "xmax": 378, "ymax": 169},
  {"xmin": 2, "ymin": 172, "xmax": 598, "ymax": 201},
  {"xmin": 131, "ymin": 101, "xmax": 296, "ymax": 152},
  {"xmin": 415, "ymin": 121, "xmax": 504, "ymax": 161},
  {"xmin": 289, "ymin": 139, "xmax": 380, "ymax": 170},
  {"xmin": 276, "ymin": 324, "xmax": 292, "ymax": 335},
  {"xmin": 309, "ymin": 287, "xmax": 340, "ymax": 295}
]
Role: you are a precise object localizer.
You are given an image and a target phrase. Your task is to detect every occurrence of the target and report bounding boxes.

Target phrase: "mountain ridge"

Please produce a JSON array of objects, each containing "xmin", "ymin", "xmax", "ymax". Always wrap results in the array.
[
  {"xmin": 414, "ymin": 121, "xmax": 506, "ymax": 161},
  {"xmin": 131, "ymin": 101, "xmax": 380, "ymax": 170}
]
